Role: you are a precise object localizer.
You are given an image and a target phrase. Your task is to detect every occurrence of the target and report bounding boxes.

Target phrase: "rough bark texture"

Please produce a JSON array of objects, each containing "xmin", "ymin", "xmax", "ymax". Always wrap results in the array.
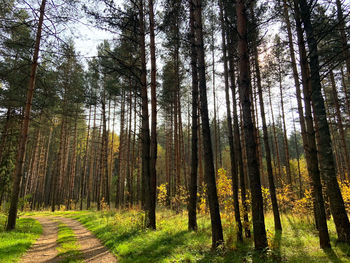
[
  {"xmin": 236, "ymin": 0, "xmax": 267, "ymax": 249},
  {"xmin": 219, "ymin": 0, "xmax": 242, "ymax": 241},
  {"xmin": 293, "ymin": 0, "xmax": 330, "ymax": 248},
  {"xmin": 6, "ymin": 0, "xmax": 46, "ymax": 230},
  {"xmin": 253, "ymin": 37, "xmax": 282, "ymax": 232},
  {"xmin": 298, "ymin": 0, "xmax": 350, "ymax": 245},
  {"xmin": 139, "ymin": 0, "xmax": 152, "ymax": 229},
  {"xmin": 148, "ymin": 0, "xmax": 157, "ymax": 229},
  {"xmin": 188, "ymin": 0, "xmax": 198, "ymax": 232},
  {"xmin": 193, "ymin": 0, "xmax": 224, "ymax": 248}
]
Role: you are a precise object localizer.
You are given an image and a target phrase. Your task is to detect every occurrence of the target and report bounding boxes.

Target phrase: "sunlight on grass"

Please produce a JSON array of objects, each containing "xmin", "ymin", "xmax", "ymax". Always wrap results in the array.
[
  {"xmin": 0, "ymin": 214, "xmax": 42, "ymax": 262},
  {"xmin": 56, "ymin": 221, "xmax": 82, "ymax": 263},
  {"xmin": 24, "ymin": 209, "xmax": 350, "ymax": 262}
]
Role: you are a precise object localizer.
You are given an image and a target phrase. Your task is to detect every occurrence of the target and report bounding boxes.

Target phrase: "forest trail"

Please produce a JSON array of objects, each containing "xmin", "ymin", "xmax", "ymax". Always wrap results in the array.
[
  {"xmin": 20, "ymin": 217, "xmax": 59, "ymax": 263},
  {"xmin": 20, "ymin": 216, "xmax": 117, "ymax": 263}
]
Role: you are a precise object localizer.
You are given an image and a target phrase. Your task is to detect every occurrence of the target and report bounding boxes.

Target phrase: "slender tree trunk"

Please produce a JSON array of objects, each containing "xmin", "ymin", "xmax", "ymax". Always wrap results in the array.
[
  {"xmin": 0, "ymin": 107, "xmax": 11, "ymax": 165},
  {"xmin": 330, "ymin": 70, "xmax": 350, "ymax": 180},
  {"xmin": 335, "ymin": 0, "xmax": 350, "ymax": 84},
  {"xmin": 340, "ymin": 67, "xmax": 350, "ymax": 117},
  {"xmin": 140, "ymin": 0, "xmax": 152, "ymax": 228},
  {"xmin": 293, "ymin": 0, "xmax": 330, "ymax": 248},
  {"xmin": 278, "ymin": 74, "xmax": 292, "ymax": 186},
  {"xmin": 188, "ymin": 0, "xmax": 198, "ymax": 231},
  {"xmin": 68, "ymin": 108, "xmax": 78, "ymax": 210},
  {"xmin": 252, "ymin": 26, "xmax": 282, "ymax": 231},
  {"xmin": 211, "ymin": 9, "xmax": 218, "ymax": 173},
  {"xmin": 101, "ymin": 90, "xmax": 109, "ymax": 206},
  {"xmin": 282, "ymin": 0, "xmax": 309, "ymax": 195},
  {"xmin": 225, "ymin": 10, "xmax": 250, "ymax": 237},
  {"xmin": 236, "ymin": 0, "xmax": 267, "ymax": 249},
  {"xmin": 81, "ymin": 105, "xmax": 91, "ymax": 210},
  {"xmin": 292, "ymin": 108, "xmax": 303, "ymax": 198},
  {"xmin": 268, "ymin": 85, "xmax": 282, "ymax": 186},
  {"xmin": 219, "ymin": 0, "xmax": 242, "ymax": 241},
  {"xmin": 87, "ymin": 104, "xmax": 97, "ymax": 209},
  {"xmin": 6, "ymin": 0, "xmax": 46, "ymax": 230},
  {"xmin": 148, "ymin": 0, "xmax": 157, "ymax": 229},
  {"xmin": 298, "ymin": 0, "xmax": 350, "ymax": 244},
  {"xmin": 116, "ymin": 91, "xmax": 126, "ymax": 208},
  {"xmin": 193, "ymin": 0, "xmax": 223, "ymax": 248}
]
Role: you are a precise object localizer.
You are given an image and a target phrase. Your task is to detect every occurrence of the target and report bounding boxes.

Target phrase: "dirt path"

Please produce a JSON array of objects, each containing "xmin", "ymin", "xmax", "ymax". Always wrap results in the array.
[
  {"xmin": 54, "ymin": 216, "xmax": 117, "ymax": 263},
  {"xmin": 20, "ymin": 217, "xmax": 59, "ymax": 263},
  {"xmin": 20, "ymin": 216, "xmax": 117, "ymax": 263}
]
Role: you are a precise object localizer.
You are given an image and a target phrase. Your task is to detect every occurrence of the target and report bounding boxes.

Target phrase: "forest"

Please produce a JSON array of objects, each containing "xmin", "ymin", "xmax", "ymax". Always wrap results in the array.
[{"xmin": 0, "ymin": 0, "xmax": 350, "ymax": 262}]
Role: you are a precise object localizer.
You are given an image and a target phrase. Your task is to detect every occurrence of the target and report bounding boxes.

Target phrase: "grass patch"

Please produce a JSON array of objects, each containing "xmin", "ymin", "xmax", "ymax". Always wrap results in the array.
[
  {"xmin": 0, "ymin": 213, "xmax": 42, "ymax": 262},
  {"xmin": 25, "ymin": 209, "xmax": 350, "ymax": 262},
  {"xmin": 56, "ymin": 221, "xmax": 82, "ymax": 263}
]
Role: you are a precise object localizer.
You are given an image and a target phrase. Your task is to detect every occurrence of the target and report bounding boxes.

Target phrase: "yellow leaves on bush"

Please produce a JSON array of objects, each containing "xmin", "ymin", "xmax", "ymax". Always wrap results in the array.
[
  {"xmin": 157, "ymin": 183, "xmax": 168, "ymax": 206},
  {"xmin": 261, "ymin": 186, "xmax": 271, "ymax": 211},
  {"xmin": 339, "ymin": 180, "xmax": 350, "ymax": 213},
  {"xmin": 100, "ymin": 197, "xmax": 109, "ymax": 211},
  {"xmin": 216, "ymin": 168, "xmax": 235, "ymax": 225},
  {"xmin": 292, "ymin": 189, "xmax": 313, "ymax": 217},
  {"xmin": 199, "ymin": 185, "xmax": 207, "ymax": 215},
  {"xmin": 113, "ymin": 209, "xmax": 144, "ymax": 230},
  {"xmin": 276, "ymin": 184, "xmax": 294, "ymax": 212}
]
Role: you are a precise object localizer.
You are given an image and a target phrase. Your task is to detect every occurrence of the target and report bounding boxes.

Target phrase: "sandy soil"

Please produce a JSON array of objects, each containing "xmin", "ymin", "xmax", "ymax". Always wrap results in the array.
[
  {"xmin": 19, "ymin": 216, "xmax": 117, "ymax": 263},
  {"xmin": 20, "ymin": 217, "xmax": 59, "ymax": 263}
]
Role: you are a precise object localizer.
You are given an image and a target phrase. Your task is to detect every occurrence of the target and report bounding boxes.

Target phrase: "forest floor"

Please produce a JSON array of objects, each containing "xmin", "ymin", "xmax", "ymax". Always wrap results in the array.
[
  {"xmin": 16, "ymin": 209, "xmax": 350, "ymax": 263},
  {"xmin": 1, "ymin": 209, "xmax": 350, "ymax": 262}
]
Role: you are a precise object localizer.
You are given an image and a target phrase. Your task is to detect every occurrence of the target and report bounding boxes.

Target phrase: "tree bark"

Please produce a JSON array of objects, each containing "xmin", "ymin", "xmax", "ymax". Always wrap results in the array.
[
  {"xmin": 6, "ymin": 0, "xmax": 46, "ymax": 230},
  {"xmin": 139, "ymin": 0, "xmax": 152, "ymax": 229},
  {"xmin": 252, "ymin": 27, "xmax": 282, "ymax": 231},
  {"xmin": 329, "ymin": 70, "xmax": 350, "ymax": 180},
  {"xmin": 193, "ymin": 0, "xmax": 223, "ymax": 248},
  {"xmin": 298, "ymin": 0, "xmax": 350, "ymax": 244},
  {"xmin": 188, "ymin": 0, "xmax": 198, "ymax": 232},
  {"xmin": 236, "ymin": 0, "xmax": 267, "ymax": 249},
  {"xmin": 219, "ymin": 0, "xmax": 243, "ymax": 241},
  {"xmin": 293, "ymin": 0, "xmax": 330, "ymax": 248}
]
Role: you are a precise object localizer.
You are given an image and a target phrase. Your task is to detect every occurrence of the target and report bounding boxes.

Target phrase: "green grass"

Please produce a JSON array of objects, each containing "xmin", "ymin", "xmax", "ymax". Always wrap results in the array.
[
  {"xmin": 56, "ymin": 221, "xmax": 83, "ymax": 263},
  {"xmin": 24, "ymin": 209, "xmax": 350, "ymax": 262},
  {"xmin": 0, "ymin": 214, "xmax": 42, "ymax": 262}
]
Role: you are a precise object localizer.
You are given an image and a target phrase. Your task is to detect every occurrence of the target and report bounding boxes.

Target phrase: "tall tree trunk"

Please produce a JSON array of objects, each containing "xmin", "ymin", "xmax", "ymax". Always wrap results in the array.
[
  {"xmin": 292, "ymin": 108, "xmax": 303, "ymax": 198},
  {"xmin": 236, "ymin": 0, "xmax": 267, "ymax": 249},
  {"xmin": 211, "ymin": 8, "xmax": 218, "ymax": 173},
  {"xmin": 0, "ymin": 107, "xmax": 11, "ymax": 165},
  {"xmin": 188, "ymin": 0, "xmax": 198, "ymax": 231},
  {"xmin": 225, "ymin": 9, "xmax": 250, "ymax": 237},
  {"xmin": 116, "ymin": 91, "xmax": 126, "ymax": 208},
  {"xmin": 252, "ymin": 25, "xmax": 282, "ymax": 231},
  {"xmin": 340, "ymin": 67, "xmax": 350, "ymax": 117},
  {"xmin": 68, "ymin": 108, "xmax": 78, "ymax": 210},
  {"xmin": 335, "ymin": 0, "xmax": 350, "ymax": 84},
  {"xmin": 6, "ymin": 0, "xmax": 46, "ymax": 230},
  {"xmin": 268, "ymin": 85, "xmax": 282, "ymax": 186},
  {"xmin": 140, "ymin": 0, "xmax": 152, "ymax": 228},
  {"xmin": 193, "ymin": 0, "xmax": 223, "ymax": 248},
  {"xmin": 81, "ymin": 105, "xmax": 91, "ymax": 210},
  {"xmin": 278, "ymin": 74, "xmax": 292, "ymax": 186},
  {"xmin": 101, "ymin": 90, "xmax": 109, "ymax": 206},
  {"xmin": 298, "ymin": 0, "xmax": 350, "ymax": 244},
  {"xmin": 219, "ymin": 0, "xmax": 242, "ymax": 241},
  {"xmin": 293, "ymin": 0, "xmax": 330, "ymax": 248},
  {"xmin": 87, "ymin": 104, "xmax": 97, "ymax": 209},
  {"xmin": 282, "ymin": 0, "xmax": 308, "ymax": 195},
  {"xmin": 329, "ymin": 70, "xmax": 350, "ymax": 180},
  {"xmin": 148, "ymin": 0, "xmax": 157, "ymax": 229}
]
